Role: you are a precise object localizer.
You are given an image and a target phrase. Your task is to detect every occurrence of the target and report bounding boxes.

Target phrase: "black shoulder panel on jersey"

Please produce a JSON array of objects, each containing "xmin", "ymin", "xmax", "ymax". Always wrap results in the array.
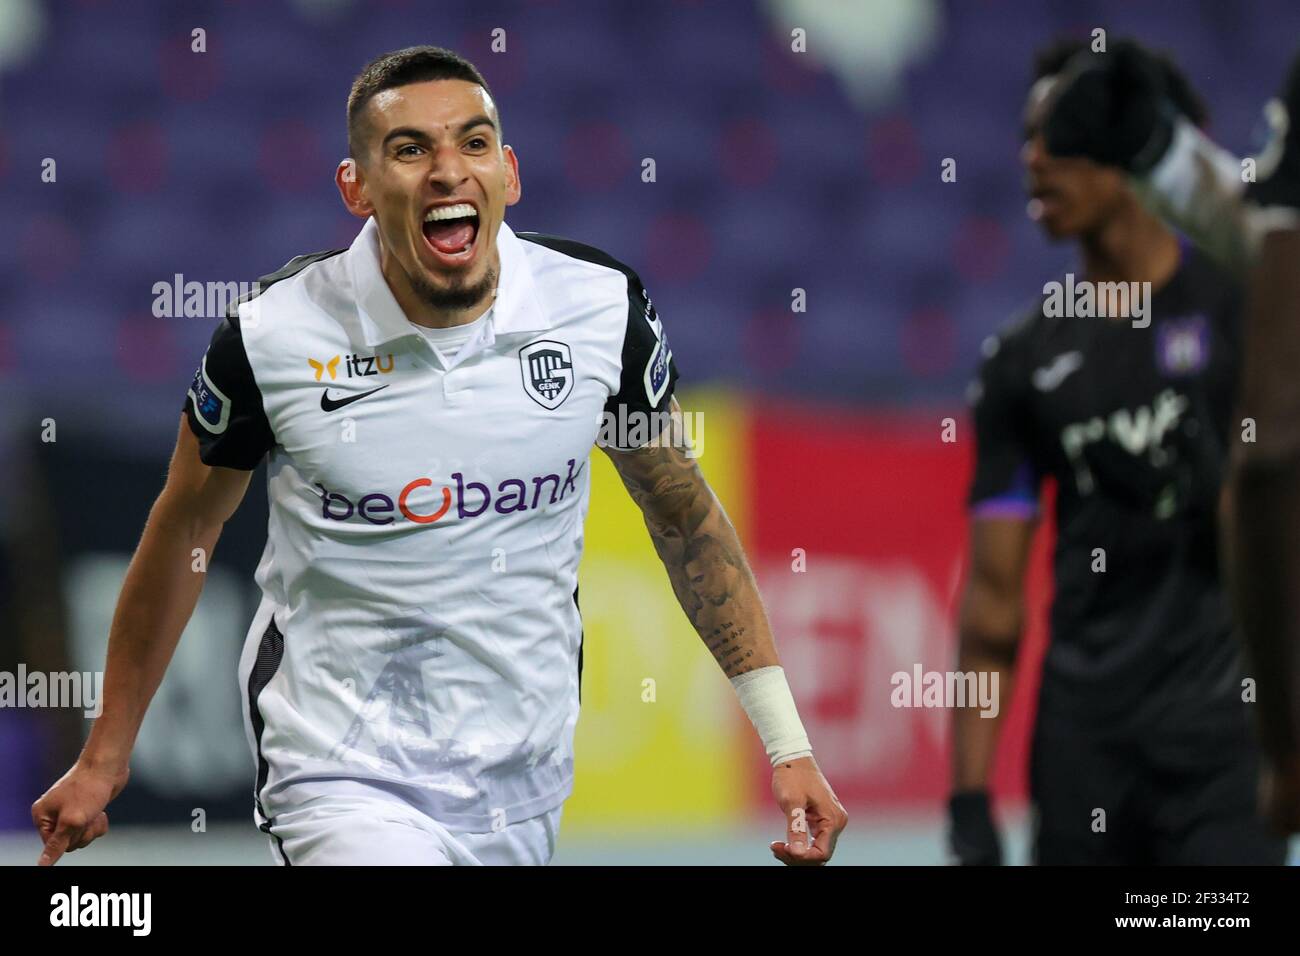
[
  {"xmin": 182, "ymin": 248, "xmax": 345, "ymax": 469},
  {"xmin": 182, "ymin": 315, "xmax": 273, "ymax": 470},
  {"xmin": 516, "ymin": 232, "xmax": 680, "ymax": 446},
  {"xmin": 224, "ymin": 247, "xmax": 348, "ymax": 320},
  {"xmin": 514, "ymin": 231, "xmax": 639, "ymax": 280}
]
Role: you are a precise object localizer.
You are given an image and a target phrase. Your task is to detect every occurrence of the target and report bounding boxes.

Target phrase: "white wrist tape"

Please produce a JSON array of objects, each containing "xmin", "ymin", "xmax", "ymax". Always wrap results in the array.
[{"xmin": 730, "ymin": 666, "xmax": 813, "ymax": 767}]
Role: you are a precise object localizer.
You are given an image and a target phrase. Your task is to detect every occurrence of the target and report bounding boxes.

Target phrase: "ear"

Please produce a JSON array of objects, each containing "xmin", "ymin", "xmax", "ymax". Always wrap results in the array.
[
  {"xmin": 503, "ymin": 145, "xmax": 522, "ymax": 207},
  {"xmin": 336, "ymin": 158, "xmax": 374, "ymax": 219}
]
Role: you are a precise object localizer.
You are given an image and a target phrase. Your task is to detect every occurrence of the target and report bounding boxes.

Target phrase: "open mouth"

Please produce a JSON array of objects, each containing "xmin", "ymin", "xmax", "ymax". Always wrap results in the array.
[
  {"xmin": 421, "ymin": 202, "xmax": 480, "ymax": 263},
  {"xmin": 1027, "ymin": 186, "xmax": 1063, "ymax": 221}
]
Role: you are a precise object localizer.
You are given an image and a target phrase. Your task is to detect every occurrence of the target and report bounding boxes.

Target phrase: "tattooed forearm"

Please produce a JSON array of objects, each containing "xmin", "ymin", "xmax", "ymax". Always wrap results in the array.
[
  {"xmin": 706, "ymin": 620, "xmax": 755, "ymax": 678},
  {"xmin": 603, "ymin": 400, "xmax": 779, "ymax": 679}
]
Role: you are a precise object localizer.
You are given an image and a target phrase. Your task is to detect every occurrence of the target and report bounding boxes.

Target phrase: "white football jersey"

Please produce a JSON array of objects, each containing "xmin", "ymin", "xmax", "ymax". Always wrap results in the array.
[{"xmin": 183, "ymin": 217, "xmax": 678, "ymax": 832}]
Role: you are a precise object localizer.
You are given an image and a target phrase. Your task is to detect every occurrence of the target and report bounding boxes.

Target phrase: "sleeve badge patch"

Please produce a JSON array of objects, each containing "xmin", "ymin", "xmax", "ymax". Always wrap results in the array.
[{"xmin": 187, "ymin": 355, "xmax": 232, "ymax": 433}]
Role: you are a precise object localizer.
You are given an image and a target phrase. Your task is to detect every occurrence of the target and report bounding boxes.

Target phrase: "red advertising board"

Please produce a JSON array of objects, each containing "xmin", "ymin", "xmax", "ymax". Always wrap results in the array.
[{"xmin": 745, "ymin": 401, "xmax": 1054, "ymax": 812}]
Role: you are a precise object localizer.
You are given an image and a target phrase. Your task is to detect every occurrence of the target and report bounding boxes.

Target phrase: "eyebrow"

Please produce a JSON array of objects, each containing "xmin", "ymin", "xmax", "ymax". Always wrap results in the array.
[{"xmin": 381, "ymin": 116, "xmax": 497, "ymax": 150}]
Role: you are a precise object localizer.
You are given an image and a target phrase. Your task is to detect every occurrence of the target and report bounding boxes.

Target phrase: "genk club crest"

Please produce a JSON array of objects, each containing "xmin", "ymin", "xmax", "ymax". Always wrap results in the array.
[{"xmin": 520, "ymin": 340, "xmax": 574, "ymax": 409}]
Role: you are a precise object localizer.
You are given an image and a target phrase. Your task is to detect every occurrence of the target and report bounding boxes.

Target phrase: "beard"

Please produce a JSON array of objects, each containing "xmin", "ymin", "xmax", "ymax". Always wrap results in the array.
[{"xmin": 411, "ymin": 263, "xmax": 498, "ymax": 312}]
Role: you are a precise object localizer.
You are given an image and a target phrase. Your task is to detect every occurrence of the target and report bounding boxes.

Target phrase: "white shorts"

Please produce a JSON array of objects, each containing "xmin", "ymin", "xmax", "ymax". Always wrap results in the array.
[{"xmin": 261, "ymin": 780, "xmax": 563, "ymax": 866}]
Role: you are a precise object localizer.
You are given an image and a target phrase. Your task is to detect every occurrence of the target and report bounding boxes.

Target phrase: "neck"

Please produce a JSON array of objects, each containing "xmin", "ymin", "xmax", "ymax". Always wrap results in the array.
[
  {"xmin": 1079, "ymin": 202, "xmax": 1181, "ymax": 290},
  {"xmin": 381, "ymin": 247, "xmax": 499, "ymax": 330}
]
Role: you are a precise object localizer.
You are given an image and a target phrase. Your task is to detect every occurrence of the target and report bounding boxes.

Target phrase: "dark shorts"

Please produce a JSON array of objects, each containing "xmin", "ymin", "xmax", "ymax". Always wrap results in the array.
[{"xmin": 1029, "ymin": 720, "xmax": 1287, "ymax": 865}]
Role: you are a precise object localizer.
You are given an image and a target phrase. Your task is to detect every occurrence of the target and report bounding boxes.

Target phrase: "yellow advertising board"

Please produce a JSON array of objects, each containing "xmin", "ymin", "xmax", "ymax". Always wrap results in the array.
[{"xmin": 567, "ymin": 389, "xmax": 750, "ymax": 828}]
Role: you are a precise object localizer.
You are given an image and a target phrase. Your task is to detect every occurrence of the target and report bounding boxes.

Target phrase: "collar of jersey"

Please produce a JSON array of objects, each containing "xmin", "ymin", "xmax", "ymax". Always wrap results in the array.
[{"xmin": 348, "ymin": 216, "xmax": 550, "ymax": 349}]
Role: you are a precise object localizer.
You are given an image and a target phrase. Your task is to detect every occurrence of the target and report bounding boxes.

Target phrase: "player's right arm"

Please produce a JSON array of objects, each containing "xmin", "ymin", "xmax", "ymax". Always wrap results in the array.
[
  {"xmin": 949, "ymin": 516, "xmax": 1035, "ymax": 864},
  {"xmin": 32, "ymin": 311, "xmax": 270, "ymax": 865},
  {"xmin": 948, "ymin": 326, "xmax": 1040, "ymax": 865},
  {"xmin": 29, "ymin": 418, "xmax": 250, "ymax": 868},
  {"xmin": 30, "ymin": 417, "xmax": 252, "ymax": 865}
]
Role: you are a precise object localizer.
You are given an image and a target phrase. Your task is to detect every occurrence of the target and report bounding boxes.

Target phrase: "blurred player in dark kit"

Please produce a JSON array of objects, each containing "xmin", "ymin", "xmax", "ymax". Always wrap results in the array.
[
  {"xmin": 947, "ymin": 38, "xmax": 1286, "ymax": 865},
  {"xmin": 1042, "ymin": 39, "xmax": 1300, "ymax": 835}
]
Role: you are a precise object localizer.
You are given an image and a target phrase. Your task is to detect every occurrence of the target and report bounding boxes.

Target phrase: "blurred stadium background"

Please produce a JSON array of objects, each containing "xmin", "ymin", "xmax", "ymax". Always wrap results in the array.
[{"xmin": 1, "ymin": 0, "xmax": 1297, "ymax": 865}]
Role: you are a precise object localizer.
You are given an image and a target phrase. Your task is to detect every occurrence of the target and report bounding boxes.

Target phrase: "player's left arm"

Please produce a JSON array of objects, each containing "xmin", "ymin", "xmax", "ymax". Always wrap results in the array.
[{"xmin": 601, "ymin": 400, "xmax": 848, "ymax": 865}]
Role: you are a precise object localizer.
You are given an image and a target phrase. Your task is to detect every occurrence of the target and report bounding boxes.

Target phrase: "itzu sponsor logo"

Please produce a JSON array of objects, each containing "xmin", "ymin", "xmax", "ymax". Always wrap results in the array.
[
  {"xmin": 312, "ymin": 459, "xmax": 585, "ymax": 525},
  {"xmin": 308, "ymin": 352, "xmax": 395, "ymax": 381}
]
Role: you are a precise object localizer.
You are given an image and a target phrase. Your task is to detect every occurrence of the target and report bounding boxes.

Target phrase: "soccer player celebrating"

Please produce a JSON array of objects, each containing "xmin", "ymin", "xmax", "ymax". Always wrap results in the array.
[
  {"xmin": 947, "ymin": 39, "xmax": 1286, "ymax": 865},
  {"xmin": 31, "ymin": 46, "xmax": 846, "ymax": 866},
  {"xmin": 1041, "ymin": 40, "xmax": 1300, "ymax": 836}
]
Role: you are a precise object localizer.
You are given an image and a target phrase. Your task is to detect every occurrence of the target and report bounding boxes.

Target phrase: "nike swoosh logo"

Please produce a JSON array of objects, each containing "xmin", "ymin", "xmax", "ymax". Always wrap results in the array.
[
  {"xmin": 320, "ymin": 384, "xmax": 389, "ymax": 412},
  {"xmin": 1032, "ymin": 351, "xmax": 1084, "ymax": 392}
]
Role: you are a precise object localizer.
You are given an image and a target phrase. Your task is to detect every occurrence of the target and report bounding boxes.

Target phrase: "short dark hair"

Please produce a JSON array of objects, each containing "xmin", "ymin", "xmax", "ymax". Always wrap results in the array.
[
  {"xmin": 1032, "ymin": 36, "xmax": 1209, "ymax": 128},
  {"xmin": 347, "ymin": 46, "xmax": 497, "ymax": 160}
]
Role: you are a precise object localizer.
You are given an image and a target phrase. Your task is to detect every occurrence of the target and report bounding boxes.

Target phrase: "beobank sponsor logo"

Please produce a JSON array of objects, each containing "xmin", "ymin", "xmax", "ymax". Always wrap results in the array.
[{"xmin": 311, "ymin": 458, "xmax": 585, "ymax": 525}]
